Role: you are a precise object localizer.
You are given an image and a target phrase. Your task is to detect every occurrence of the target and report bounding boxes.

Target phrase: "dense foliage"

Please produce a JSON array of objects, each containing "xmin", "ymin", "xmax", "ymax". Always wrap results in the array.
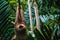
[{"xmin": 0, "ymin": 0, "xmax": 60, "ymax": 40}]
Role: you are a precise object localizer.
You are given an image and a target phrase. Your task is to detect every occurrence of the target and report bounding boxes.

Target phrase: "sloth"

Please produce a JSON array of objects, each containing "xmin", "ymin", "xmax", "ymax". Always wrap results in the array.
[{"xmin": 14, "ymin": 6, "xmax": 27, "ymax": 40}]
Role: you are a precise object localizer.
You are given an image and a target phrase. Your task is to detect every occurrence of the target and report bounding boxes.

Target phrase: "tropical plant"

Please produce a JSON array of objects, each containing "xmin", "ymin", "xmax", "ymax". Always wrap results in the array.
[{"xmin": 0, "ymin": 0, "xmax": 60, "ymax": 40}]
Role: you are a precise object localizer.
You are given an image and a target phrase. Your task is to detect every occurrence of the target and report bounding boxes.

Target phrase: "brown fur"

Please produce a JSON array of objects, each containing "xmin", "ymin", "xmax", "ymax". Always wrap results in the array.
[{"xmin": 14, "ymin": 6, "xmax": 27, "ymax": 40}]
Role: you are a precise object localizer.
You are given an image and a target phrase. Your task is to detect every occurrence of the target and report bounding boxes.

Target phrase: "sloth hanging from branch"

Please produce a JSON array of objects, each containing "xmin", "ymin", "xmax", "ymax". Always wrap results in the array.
[{"xmin": 14, "ymin": 0, "xmax": 27, "ymax": 40}]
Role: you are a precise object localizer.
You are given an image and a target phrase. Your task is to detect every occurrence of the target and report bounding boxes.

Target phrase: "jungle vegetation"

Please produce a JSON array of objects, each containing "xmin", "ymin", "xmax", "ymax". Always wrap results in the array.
[{"xmin": 0, "ymin": 0, "xmax": 60, "ymax": 40}]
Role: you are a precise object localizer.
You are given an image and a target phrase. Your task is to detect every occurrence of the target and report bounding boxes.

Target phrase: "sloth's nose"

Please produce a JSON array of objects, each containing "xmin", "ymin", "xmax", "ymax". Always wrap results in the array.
[{"xmin": 19, "ymin": 25, "xmax": 23, "ymax": 29}]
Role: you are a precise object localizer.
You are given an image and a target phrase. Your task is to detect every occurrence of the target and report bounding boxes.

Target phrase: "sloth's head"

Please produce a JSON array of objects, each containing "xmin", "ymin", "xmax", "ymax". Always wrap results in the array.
[
  {"xmin": 15, "ymin": 24, "xmax": 27, "ymax": 37},
  {"xmin": 15, "ymin": 24, "xmax": 26, "ymax": 31}
]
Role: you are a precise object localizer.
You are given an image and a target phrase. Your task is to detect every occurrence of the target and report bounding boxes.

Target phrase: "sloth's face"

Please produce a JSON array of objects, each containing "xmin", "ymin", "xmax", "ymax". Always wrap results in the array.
[
  {"xmin": 15, "ymin": 24, "xmax": 27, "ymax": 40},
  {"xmin": 15, "ymin": 24, "xmax": 27, "ymax": 35},
  {"xmin": 15, "ymin": 24, "xmax": 26, "ymax": 31}
]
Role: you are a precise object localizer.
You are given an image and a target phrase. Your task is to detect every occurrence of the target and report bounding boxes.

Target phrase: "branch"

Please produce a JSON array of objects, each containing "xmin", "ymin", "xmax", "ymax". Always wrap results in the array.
[
  {"xmin": 8, "ymin": 20, "xmax": 15, "ymax": 25},
  {"xmin": 33, "ymin": 0, "xmax": 40, "ymax": 31},
  {"xmin": 28, "ymin": 0, "xmax": 33, "ymax": 31}
]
